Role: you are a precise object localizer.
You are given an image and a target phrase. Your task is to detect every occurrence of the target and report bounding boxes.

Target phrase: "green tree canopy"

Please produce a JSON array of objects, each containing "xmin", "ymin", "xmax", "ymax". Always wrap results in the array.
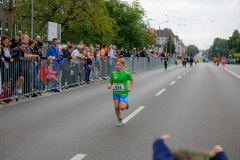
[
  {"xmin": 162, "ymin": 36, "xmax": 176, "ymax": 54},
  {"xmin": 187, "ymin": 45, "xmax": 199, "ymax": 56},
  {"xmin": 5, "ymin": 0, "xmax": 117, "ymax": 44},
  {"xmin": 104, "ymin": 0, "xmax": 153, "ymax": 50},
  {"xmin": 228, "ymin": 30, "xmax": 240, "ymax": 54},
  {"xmin": 212, "ymin": 38, "xmax": 229, "ymax": 58}
]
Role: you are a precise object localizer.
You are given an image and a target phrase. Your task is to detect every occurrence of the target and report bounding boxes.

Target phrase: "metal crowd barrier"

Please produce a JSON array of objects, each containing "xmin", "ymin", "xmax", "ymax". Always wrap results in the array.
[{"xmin": 0, "ymin": 57, "xmax": 174, "ymax": 102}]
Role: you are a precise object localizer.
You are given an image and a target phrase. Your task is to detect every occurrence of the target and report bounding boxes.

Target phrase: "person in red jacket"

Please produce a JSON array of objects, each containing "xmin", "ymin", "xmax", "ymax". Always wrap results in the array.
[
  {"xmin": 116, "ymin": 50, "xmax": 122, "ymax": 59},
  {"xmin": 214, "ymin": 57, "xmax": 217, "ymax": 65},
  {"xmin": 217, "ymin": 56, "xmax": 220, "ymax": 66}
]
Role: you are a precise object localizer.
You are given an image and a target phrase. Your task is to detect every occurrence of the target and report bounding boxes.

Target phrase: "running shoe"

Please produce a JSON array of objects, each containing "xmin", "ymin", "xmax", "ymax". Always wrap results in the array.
[
  {"xmin": 116, "ymin": 120, "xmax": 123, "ymax": 127},
  {"xmin": 54, "ymin": 88, "xmax": 61, "ymax": 92},
  {"xmin": 126, "ymin": 100, "xmax": 129, "ymax": 110},
  {"xmin": 13, "ymin": 92, "xmax": 22, "ymax": 96}
]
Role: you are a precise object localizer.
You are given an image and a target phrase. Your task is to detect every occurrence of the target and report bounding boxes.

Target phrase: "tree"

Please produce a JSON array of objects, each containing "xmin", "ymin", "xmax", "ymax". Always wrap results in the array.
[
  {"xmin": 5, "ymin": 0, "xmax": 116, "ymax": 44},
  {"xmin": 162, "ymin": 36, "xmax": 176, "ymax": 54},
  {"xmin": 8, "ymin": 0, "xmax": 14, "ymax": 39},
  {"xmin": 212, "ymin": 38, "xmax": 229, "ymax": 58},
  {"xmin": 202, "ymin": 50, "xmax": 208, "ymax": 58},
  {"xmin": 228, "ymin": 30, "xmax": 240, "ymax": 54},
  {"xmin": 105, "ymin": 0, "xmax": 152, "ymax": 50},
  {"xmin": 146, "ymin": 29, "xmax": 157, "ymax": 49},
  {"xmin": 187, "ymin": 45, "xmax": 199, "ymax": 56}
]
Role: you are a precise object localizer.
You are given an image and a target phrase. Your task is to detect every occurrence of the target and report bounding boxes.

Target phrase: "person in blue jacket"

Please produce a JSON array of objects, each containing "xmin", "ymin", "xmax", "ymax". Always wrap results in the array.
[
  {"xmin": 46, "ymin": 38, "xmax": 59, "ymax": 58},
  {"xmin": 153, "ymin": 135, "xmax": 228, "ymax": 160}
]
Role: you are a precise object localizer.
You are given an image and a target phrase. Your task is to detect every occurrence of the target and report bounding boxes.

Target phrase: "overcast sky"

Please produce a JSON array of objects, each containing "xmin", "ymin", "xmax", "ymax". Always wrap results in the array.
[{"xmin": 126, "ymin": 0, "xmax": 240, "ymax": 50}]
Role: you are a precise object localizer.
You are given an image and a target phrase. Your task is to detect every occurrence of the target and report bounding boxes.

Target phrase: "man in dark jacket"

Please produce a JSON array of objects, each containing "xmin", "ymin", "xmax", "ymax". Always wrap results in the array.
[
  {"xmin": 10, "ymin": 42, "xmax": 25, "ymax": 94},
  {"xmin": 140, "ymin": 48, "xmax": 146, "ymax": 57},
  {"xmin": 10, "ymin": 34, "xmax": 21, "ymax": 49}
]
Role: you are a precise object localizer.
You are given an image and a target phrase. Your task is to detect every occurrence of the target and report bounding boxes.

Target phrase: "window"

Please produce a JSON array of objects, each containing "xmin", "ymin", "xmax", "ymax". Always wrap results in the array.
[
  {"xmin": 18, "ymin": 24, "xmax": 22, "ymax": 36},
  {"xmin": 0, "ymin": 20, "xmax": 2, "ymax": 35},
  {"xmin": 5, "ymin": 22, "xmax": 8, "ymax": 30},
  {"xmin": 0, "ymin": 0, "xmax": 3, "ymax": 3},
  {"xmin": 5, "ymin": 22, "xmax": 8, "ymax": 36}
]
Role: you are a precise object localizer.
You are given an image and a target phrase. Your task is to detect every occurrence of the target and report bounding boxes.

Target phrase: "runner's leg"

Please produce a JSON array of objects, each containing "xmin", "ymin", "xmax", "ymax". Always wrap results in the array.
[
  {"xmin": 119, "ymin": 101, "xmax": 127, "ymax": 110},
  {"xmin": 114, "ymin": 99, "xmax": 121, "ymax": 119}
]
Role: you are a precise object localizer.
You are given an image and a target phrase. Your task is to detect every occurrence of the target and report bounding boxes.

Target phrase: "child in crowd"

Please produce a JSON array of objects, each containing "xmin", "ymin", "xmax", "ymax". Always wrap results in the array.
[
  {"xmin": 108, "ymin": 58, "xmax": 134, "ymax": 126},
  {"xmin": 87, "ymin": 51, "xmax": 93, "ymax": 81},
  {"xmin": 57, "ymin": 51, "xmax": 65, "ymax": 83},
  {"xmin": 116, "ymin": 50, "xmax": 122, "ymax": 59},
  {"xmin": 81, "ymin": 50, "xmax": 89, "ymax": 83},
  {"xmin": 153, "ymin": 135, "xmax": 228, "ymax": 160},
  {"xmin": 47, "ymin": 60, "xmax": 58, "ymax": 91}
]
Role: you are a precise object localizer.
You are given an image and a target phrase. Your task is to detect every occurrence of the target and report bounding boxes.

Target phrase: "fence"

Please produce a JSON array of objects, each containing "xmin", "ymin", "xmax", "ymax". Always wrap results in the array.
[{"xmin": 0, "ymin": 57, "xmax": 177, "ymax": 103}]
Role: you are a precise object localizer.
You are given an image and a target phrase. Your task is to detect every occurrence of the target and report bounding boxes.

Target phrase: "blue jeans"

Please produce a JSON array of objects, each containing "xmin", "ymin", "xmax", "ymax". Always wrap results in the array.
[
  {"xmin": 95, "ymin": 57, "xmax": 100, "ymax": 68},
  {"xmin": 48, "ymin": 78, "xmax": 58, "ymax": 89},
  {"xmin": 85, "ymin": 67, "xmax": 89, "ymax": 81}
]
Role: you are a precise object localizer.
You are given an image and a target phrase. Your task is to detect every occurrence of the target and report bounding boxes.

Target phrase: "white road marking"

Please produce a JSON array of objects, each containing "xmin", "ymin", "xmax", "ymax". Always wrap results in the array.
[
  {"xmin": 221, "ymin": 67, "xmax": 240, "ymax": 79},
  {"xmin": 123, "ymin": 106, "xmax": 145, "ymax": 124},
  {"xmin": 71, "ymin": 154, "xmax": 87, "ymax": 160},
  {"xmin": 155, "ymin": 89, "xmax": 166, "ymax": 96},
  {"xmin": 178, "ymin": 76, "xmax": 182, "ymax": 79},
  {"xmin": 183, "ymin": 73, "xmax": 186, "ymax": 75},
  {"xmin": 170, "ymin": 81, "xmax": 176, "ymax": 85}
]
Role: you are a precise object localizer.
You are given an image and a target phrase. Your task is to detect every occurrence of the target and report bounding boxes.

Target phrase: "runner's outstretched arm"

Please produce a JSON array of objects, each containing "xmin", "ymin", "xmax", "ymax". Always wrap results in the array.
[{"xmin": 127, "ymin": 78, "xmax": 134, "ymax": 92}]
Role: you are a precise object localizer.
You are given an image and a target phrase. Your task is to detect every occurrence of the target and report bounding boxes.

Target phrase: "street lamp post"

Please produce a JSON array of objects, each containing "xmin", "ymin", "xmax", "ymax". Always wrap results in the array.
[
  {"xmin": 31, "ymin": 0, "xmax": 34, "ymax": 39},
  {"xmin": 158, "ymin": 21, "xmax": 169, "ymax": 52}
]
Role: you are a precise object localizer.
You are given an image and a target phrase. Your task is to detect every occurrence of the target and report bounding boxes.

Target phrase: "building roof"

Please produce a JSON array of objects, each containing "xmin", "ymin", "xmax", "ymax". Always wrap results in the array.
[{"xmin": 154, "ymin": 28, "xmax": 178, "ymax": 39}]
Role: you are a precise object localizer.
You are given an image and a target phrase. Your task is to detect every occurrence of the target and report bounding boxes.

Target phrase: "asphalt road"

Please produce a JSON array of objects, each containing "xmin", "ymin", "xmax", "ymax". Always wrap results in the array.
[{"xmin": 0, "ymin": 62, "xmax": 240, "ymax": 160}]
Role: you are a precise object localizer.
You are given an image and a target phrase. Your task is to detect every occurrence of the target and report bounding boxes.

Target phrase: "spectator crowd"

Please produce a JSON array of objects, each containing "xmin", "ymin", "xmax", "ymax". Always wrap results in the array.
[{"xmin": 0, "ymin": 34, "xmax": 184, "ymax": 104}]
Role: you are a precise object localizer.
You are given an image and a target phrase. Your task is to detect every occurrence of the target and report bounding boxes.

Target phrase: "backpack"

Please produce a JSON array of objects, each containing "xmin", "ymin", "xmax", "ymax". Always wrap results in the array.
[{"xmin": 2, "ymin": 89, "xmax": 12, "ymax": 103}]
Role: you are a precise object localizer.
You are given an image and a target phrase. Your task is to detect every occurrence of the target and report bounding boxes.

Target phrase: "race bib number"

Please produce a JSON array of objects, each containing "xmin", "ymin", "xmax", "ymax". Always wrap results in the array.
[{"xmin": 113, "ymin": 83, "xmax": 124, "ymax": 91}]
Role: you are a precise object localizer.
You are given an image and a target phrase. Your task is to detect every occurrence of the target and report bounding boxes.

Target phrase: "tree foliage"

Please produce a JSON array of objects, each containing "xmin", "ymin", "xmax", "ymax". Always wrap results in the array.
[
  {"xmin": 5, "ymin": 0, "xmax": 117, "ymax": 44},
  {"xmin": 228, "ymin": 30, "xmax": 240, "ymax": 54},
  {"xmin": 163, "ymin": 36, "xmax": 176, "ymax": 54},
  {"xmin": 104, "ymin": 0, "xmax": 153, "ymax": 50},
  {"xmin": 187, "ymin": 45, "xmax": 199, "ymax": 56},
  {"xmin": 211, "ymin": 38, "xmax": 229, "ymax": 58},
  {"xmin": 207, "ymin": 30, "xmax": 240, "ymax": 59},
  {"xmin": 4, "ymin": 0, "xmax": 153, "ymax": 48}
]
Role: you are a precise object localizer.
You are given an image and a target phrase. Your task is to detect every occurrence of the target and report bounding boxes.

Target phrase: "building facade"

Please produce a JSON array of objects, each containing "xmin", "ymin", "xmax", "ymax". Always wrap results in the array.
[{"xmin": 154, "ymin": 28, "xmax": 185, "ymax": 55}]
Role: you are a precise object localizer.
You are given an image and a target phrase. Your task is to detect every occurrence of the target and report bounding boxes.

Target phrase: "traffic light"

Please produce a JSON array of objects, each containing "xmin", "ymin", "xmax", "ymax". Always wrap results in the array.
[{"xmin": 215, "ymin": 47, "xmax": 217, "ymax": 50}]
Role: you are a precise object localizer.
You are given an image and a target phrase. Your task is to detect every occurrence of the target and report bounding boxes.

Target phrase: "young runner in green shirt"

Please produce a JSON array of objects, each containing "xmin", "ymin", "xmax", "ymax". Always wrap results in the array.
[{"xmin": 108, "ymin": 58, "xmax": 135, "ymax": 126}]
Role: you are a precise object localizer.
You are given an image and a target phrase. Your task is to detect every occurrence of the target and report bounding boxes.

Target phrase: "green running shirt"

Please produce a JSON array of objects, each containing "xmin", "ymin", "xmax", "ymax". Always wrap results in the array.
[{"xmin": 109, "ymin": 70, "xmax": 133, "ymax": 96}]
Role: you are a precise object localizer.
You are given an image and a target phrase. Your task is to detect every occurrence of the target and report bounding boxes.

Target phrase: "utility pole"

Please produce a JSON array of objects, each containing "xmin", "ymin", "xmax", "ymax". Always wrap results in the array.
[
  {"xmin": 166, "ymin": 39, "xmax": 167, "ymax": 54},
  {"xmin": 31, "ymin": 0, "xmax": 34, "ymax": 39},
  {"xmin": 186, "ymin": 46, "xmax": 188, "ymax": 57},
  {"xmin": 8, "ymin": 0, "xmax": 14, "ymax": 39},
  {"xmin": 170, "ymin": 35, "xmax": 171, "ymax": 55},
  {"xmin": 159, "ymin": 21, "xmax": 169, "ymax": 53}
]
